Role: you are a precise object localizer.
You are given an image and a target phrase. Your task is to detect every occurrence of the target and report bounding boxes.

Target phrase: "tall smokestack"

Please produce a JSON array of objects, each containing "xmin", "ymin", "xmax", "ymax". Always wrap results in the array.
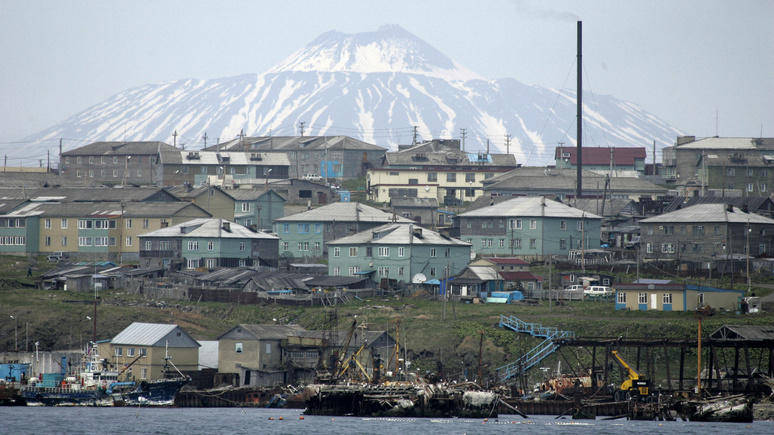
[{"xmin": 576, "ymin": 20, "xmax": 583, "ymax": 199}]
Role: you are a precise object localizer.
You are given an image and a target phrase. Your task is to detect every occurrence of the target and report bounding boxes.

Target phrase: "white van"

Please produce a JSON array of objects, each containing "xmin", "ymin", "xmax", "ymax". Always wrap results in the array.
[
  {"xmin": 303, "ymin": 174, "xmax": 323, "ymax": 181},
  {"xmin": 564, "ymin": 285, "xmax": 584, "ymax": 292},
  {"xmin": 584, "ymin": 286, "xmax": 613, "ymax": 297}
]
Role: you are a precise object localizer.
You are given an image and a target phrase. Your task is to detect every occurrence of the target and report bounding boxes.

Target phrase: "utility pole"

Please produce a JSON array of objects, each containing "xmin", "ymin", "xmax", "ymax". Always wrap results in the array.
[
  {"xmin": 576, "ymin": 20, "xmax": 583, "ymax": 199},
  {"xmin": 747, "ymin": 219, "xmax": 751, "ymax": 294},
  {"xmin": 460, "ymin": 128, "xmax": 467, "ymax": 151},
  {"xmin": 412, "ymin": 126, "xmax": 418, "ymax": 146},
  {"xmin": 299, "ymin": 121, "xmax": 305, "ymax": 137},
  {"xmin": 172, "ymin": 130, "xmax": 178, "ymax": 148},
  {"xmin": 505, "ymin": 134, "xmax": 511, "ymax": 155},
  {"xmin": 203, "ymin": 132, "xmax": 208, "ymax": 148},
  {"xmin": 59, "ymin": 138, "xmax": 63, "ymax": 178}
]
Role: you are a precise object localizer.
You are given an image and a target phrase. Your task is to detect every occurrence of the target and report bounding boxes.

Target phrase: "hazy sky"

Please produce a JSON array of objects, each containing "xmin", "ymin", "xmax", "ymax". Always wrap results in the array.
[{"xmin": 1, "ymin": 0, "xmax": 772, "ymax": 150}]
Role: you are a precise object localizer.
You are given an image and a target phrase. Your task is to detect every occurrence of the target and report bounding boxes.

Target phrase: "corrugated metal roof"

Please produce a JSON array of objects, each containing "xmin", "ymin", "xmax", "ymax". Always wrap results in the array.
[
  {"xmin": 327, "ymin": 222, "xmax": 471, "ymax": 247},
  {"xmin": 111, "ymin": 322, "xmax": 199, "ymax": 347},
  {"xmin": 275, "ymin": 202, "xmax": 413, "ymax": 223},
  {"xmin": 710, "ymin": 325, "xmax": 774, "ymax": 341},
  {"xmin": 460, "ymin": 197, "xmax": 601, "ymax": 219},
  {"xmin": 674, "ymin": 137, "xmax": 773, "ymax": 150},
  {"xmin": 62, "ymin": 141, "xmax": 176, "ymax": 156},
  {"xmin": 640, "ymin": 203, "xmax": 774, "ymax": 224},
  {"xmin": 141, "ymin": 218, "xmax": 278, "ymax": 239}
]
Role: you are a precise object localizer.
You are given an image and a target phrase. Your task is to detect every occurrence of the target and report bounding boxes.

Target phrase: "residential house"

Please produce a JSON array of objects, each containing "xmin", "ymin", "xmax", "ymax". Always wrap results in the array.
[
  {"xmin": 61, "ymin": 141, "xmax": 179, "ymax": 186},
  {"xmin": 273, "ymin": 202, "xmax": 413, "ymax": 262},
  {"xmin": 695, "ymin": 153, "xmax": 774, "ymax": 197},
  {"xmin": 457, "ymin": 196, "xmax": 602, "ymax": 261},
  {"xmin": 662, "ymin": 136, "xmax": 774, "ymax": 190},
  {"xmin": 390, "ymin": 197, "xmax": 439, "ymax": 227},
  {"xmin": 228, "ymin": 188, "xmax": 286, "ymax": 230},
  {"xmin": 614, "ymin": 283, "xmax": 744, "ymax": 312},
  {"xmin": 327, "ymin": 223, "xmax": 471, "ymax": 285},
  {"xmin": 98, "ymin": 322, "xmax": 200, "ymax": 381},
  {"xmin": 266, "ymin": 179, "xmax": 337, "ymax": 206},
  {"xmin": 446, "ymin": 263, "xmax": 504, "ymax": 300},
  {"xmin": 1, "ymin": 199, "xmax": 211, "ymax": 262},
  {"xmin": 367, "ymin": 139, "xmax": 519, "ymax": 206},
  {"xmin": 664, "ymin": 196, "xmax": 774, "ymax": 219},
  {"xmin": 638, "ymin": 203, "xmax": 774, "ymax": 262},
  {"xmin": 568, "ymin": 198, "xmax": 643, "ymax": 247},
  {"xmin": 156, "ymin": 148, "xmax": 290, "ymax": 187},
  {"xmin": 481, "ymin": 257, "xmax": 543, "ymax": 291},
  {"xmin": 481, "ymin": 167, "xmax": 667, "ymax": 201},
  {"xmin": 166, "ymin": 184, "xmax": 236, "ymax": 221},
  {"xmin": 554, "ymin": 146, "xmax": 648, "ymax": 176},
  {"xmin": 139, "ymin": 218, "xmax": 280, "ymax": 270},
  {"xmin": 210, "ymin": 136, "xmax": 388, "ymax": 181}
]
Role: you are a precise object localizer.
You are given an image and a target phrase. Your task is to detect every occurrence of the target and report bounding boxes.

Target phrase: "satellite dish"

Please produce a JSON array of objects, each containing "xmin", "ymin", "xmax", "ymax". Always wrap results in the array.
[
  {"xmin": 470, "ymin": 249, "xmax": 476, "ymax": 260},
  {"xmin": 411, "ymin": 273, "xmax": 427, "ymax": 284},
  {"xmin": 424, "ymin": 185, "xmax": 430, "ymax": 192}
]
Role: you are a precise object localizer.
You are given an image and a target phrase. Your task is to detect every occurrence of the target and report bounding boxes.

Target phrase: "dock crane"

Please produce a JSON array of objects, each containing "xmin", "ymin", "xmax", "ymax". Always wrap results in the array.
[
  {"xmin": 610, "ymin": 350, "xmax": 650, "ymax": 401},
  {"xmin": 333, "ymin": 318, "xmax": 358, "ymax": 375}
]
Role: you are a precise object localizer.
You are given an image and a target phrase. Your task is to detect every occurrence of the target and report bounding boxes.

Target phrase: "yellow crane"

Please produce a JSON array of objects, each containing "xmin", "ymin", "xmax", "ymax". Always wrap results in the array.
[{"xmin": 610, "ymin": 350, "xmax": 649, "ymax": 400}]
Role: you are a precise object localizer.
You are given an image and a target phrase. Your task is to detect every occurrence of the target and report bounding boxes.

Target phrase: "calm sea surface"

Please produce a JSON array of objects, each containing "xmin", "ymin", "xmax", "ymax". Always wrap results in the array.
[{"xmin": 0, "ymin": 407, "xmax": 771, "ymax": 435}]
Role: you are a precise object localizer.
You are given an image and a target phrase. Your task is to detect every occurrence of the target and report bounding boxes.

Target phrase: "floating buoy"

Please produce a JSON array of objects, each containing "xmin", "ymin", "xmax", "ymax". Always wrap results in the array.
[
  {"xmin": 268, "ymin": 417, "xmax": 274, "ymax": 420},
  {"xmin": 279, "ymin": 417, "xmax": 283, "ymax": 421},
  {"xmin": 483, "ymin": 418, "xmax": 488, "ymax": 422},
  {"xmin": 299, "ymin": 416, "xmax": 304, "ymax": 420}
]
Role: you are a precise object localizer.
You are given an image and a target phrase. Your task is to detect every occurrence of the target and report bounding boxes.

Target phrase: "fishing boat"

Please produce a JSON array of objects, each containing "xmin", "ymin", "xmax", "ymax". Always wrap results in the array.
[{"xmin": 19, "ymin": 342, "xmax": 189, "ymax": 406}]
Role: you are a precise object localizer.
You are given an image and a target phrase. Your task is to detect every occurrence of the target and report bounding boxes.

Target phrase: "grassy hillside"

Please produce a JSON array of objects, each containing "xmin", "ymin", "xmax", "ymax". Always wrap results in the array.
[{"xmin": 2, "ymin": 255, "xmax": 772, "ymax": 386}]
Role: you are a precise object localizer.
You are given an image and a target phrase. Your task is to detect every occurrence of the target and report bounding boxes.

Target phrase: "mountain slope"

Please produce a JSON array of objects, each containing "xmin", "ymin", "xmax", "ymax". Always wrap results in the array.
[{"xmin": 20, "ymin": 24, "xmax": 682, "ymax": 165}]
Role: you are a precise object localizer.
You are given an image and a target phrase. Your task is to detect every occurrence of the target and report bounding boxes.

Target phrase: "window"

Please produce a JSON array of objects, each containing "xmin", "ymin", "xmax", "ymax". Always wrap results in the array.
[
  {"xmin": 511, "ymin": 219, "xmax": 522, "ymax": 229},
  {"xmin": 298, "ymin": 242, "xmax": 309, "ymax": 251},
  {"xmin": 61, "ymin": 236, "xmax": 67, "ymax": 247},
  {"xmin": 498, "ymin": 239, "xmax": 505, "ymax": 248},
  {"xmin": 115, "ymin": 347, "xmax": 122, "ymax": 357},
  {"xmin": 430, "ymin": 267, "xmax": 436, "ymax": 276},
  {"xmin": 143, "ymin": 219, "xmax": 149, "ymax": 229},
  {"xmin": 113, "ymin": 169, "xmax": 118, "ymax": 177},
  {"xmin": 44, "ymin": 236, "xmax": 51, "ymax": 246},
  {"xmin": 513, "ymin": 238, "xmax": 522, "ymax": 249},
  {"xmin": 576, "ymin": 221, "xmax": 584, "ymax": 231},
  {"xmin": 663, "ymin": 293, "xmax": 672, "ymax": 304},
  {"xmin": 139, "ymin": 348, "xmax": 147, "ymax": 357},
  {"xmin": 207, "ymin": 241, "xmax": 214, "ymax": 251},
  {"xmin": 747, "ymin": 183, "xmax": 755, "ymax": 192},
  {"xmin": 159, "ymin": 241, "xmax": 170, "ymax": 250},
  {"xmin": 241, "ymin": 203, "xmax": 250, "ymax": 212},
  {"xmin": 145, "ymin": 241, "xmax": 152, "ymax": 250},
  {"xmin": 762, "ymin": 183, "xmax": 768, "ymax": 192},
  {"xmin": 61, "ymin": 219, "xmax": 68, "ymax": 229},
  {"xmin": 559, "ymin": 239, "xmax": 567, "ymax": 250},
  {"xmin": 638, "ymin": 293, "xmax": 647, "ymax": 304},
  {"xmin": 77, "ymin": 156, "xmax": 82, "ymax": 164},
  {"xmin": 378, "ymin": 247, "xmax": 390, "ymax": 256},
  {"xmin": 333, "ymin": 266, "xmax": 340, "ymax": 276},
  {"xmin": 398, "ymin": 266, "xmax": 404, "ymax": 276},
  {"xmin": 140, "ymin": 368, "xmax": 147, "ymax": 379},
  {"xmin": 530, "ymin": 238, "xmax": 537, "ymax": 249},
  {"xmin": 398, "ymin": 247, "xmax": 405, "ymax": 257},
  {"xmin": 427, "ymin": 173, "xmax": 437, "ymax": 182},
  {"xmin": 283, "ymin": 223, "xmax": 289, "ymax": 233},
  {"xmin": 315, "ymin": 223, "xmax": 322, "ymax": 233},
  {"xmin": 282, "ymin": 241, "xmax": 289, "ymax": 251},
  {"xmin": 445, "ymin": 248, "xmax": 451, "ymax": 257},
  {"xmin": 266, "ymin": 343, "xmax": 271, "ymax": 354},
  {"xmin": 349, "ymin": 247, "xmax": 358, "ymax": 257},
  {"xmin": 125, "ymin": 219, "xmax": 132, "ymax": 229},
  {"xmin": 408, "ymin": 178, "xmax": 418, "ymax": 185},
  {"xmin": 239, "ymin": 242, "xmax": 246, "ymax": 251},
  {"xmin": 446, "ymin": 173, "xmax": 456, "ymax": 182},
  {"xmin": 378, "ymin": 267, "xmax": 390, "ymax": 277},
  {"xmin": 348, "ymin": 266, "xmax": 361, "ymax": 275},
  {"xmin": 127, "ymin": 348, "xmax": 135, "ymax": 357},
  {"xmin": 78, "ymin": 237, "xmax": 93, "ymax": 246},
  {"xmin": 188, "ymin": 241, "xmax": 199, "ymax": 251},
  {"xmin": 125, "ymin": 236, "xmax": 132, "ymax": 246},
  {"xmin": 297, "ymin": 223, "xmax": 310, "ymax": 233},
  {"xmin": 727, "ymin": 168, "xmax": 735, "ymax": 176},
  {"xmin": 187, "ymin": 259, "xmax": 199, "ymax": 269},
  {"xmin": 617, "ymin": 293, "xmax": 626, "ymax": 304},
  {"xmin": 44, "ymin": 219, "xmax": 51, "ymax": 229},
  {"xmin": 560, "ymin": 220, "xmax": 566, "ymax": 230},
  {"xmin": 235, "ymin": 342, "xmax": 243, "ymax": 353},
  {"xmin": 430, "ymin": 248, "xmax": 437, "ymax": 257},
  {"xmin": 646, "ymin": 243, "xmax": 653, "ymax": 253},
  {"xmin": 465, "ymin": 173, "xmax": 475, "ymax": 182},
  {"xmin": 530, "ymin": 219, "xmax": 537, "ymax": 230},
  {"xmin": 333, "ymin": 247, "xmax": 340, "ymax": 257},
  {"xmin": 78, "ymin": 220, "xmax": 93, "ymax": 229}
]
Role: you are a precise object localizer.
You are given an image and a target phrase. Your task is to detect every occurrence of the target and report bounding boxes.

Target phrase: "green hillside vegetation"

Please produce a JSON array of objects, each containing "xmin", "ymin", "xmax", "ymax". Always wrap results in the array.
[{"xmin": 2, "ymin": 254, "xmax": 772, "ymax": 387}]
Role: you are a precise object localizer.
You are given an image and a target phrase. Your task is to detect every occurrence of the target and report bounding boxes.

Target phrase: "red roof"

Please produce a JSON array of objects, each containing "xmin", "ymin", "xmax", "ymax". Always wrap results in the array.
[{"xmin": 555, "ymin": 146, "xmax": 646, "ymax": 166}]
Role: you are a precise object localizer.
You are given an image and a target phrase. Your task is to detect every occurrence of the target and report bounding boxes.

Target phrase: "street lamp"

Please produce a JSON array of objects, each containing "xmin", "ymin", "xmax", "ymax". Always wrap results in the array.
[{"xmin": 10, "ymin": 315, "xmax": 17, "ymax": 351}]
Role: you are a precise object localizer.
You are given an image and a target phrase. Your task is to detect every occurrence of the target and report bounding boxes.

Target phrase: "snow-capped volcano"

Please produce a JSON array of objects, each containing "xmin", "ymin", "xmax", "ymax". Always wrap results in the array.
[{"xmin": 19, "ymin": 24, "xmax": 682, "ymax": 165}]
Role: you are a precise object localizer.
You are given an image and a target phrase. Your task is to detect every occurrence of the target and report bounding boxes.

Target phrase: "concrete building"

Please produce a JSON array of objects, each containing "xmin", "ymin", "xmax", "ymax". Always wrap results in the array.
[{"xmin": 614, "ymin": 283, "xmax": 744, "ymax": 312}]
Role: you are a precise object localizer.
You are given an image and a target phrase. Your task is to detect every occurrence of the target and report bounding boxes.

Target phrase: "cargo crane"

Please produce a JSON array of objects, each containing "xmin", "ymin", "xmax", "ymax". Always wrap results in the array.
[{"xmin": 610, "ymin": 350, "xmax": 650, "ymax": 401}]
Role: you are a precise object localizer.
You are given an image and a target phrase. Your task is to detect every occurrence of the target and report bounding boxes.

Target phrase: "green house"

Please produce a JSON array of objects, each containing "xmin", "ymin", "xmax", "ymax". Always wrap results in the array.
[
  {"xmin": 458, "ymin": 197, "xmax": 602, "ymax": 261},
  {"xmin": 327, "ymin": 223, "xmax": 471, "ymax": 284}
]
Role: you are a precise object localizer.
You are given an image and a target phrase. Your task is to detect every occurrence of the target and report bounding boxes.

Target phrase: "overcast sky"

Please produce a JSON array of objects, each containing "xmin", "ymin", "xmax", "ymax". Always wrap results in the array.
[{"xmin": 1, "ymin": 0, "xmax": 772, "ymax": 150}]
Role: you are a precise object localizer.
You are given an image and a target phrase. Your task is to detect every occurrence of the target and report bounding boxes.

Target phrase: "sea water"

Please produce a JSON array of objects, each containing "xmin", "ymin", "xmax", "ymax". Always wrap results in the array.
[{"xmin": 0, "ymin": 407, "xmax": 771, "ymax": 435}]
